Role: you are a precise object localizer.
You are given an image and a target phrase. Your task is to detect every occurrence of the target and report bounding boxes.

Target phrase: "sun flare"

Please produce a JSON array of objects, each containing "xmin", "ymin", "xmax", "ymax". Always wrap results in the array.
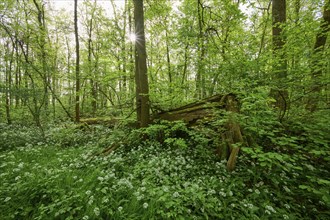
[{"xmin": 128, "ymin": 33, "xmax": 136, "ymax": 42}]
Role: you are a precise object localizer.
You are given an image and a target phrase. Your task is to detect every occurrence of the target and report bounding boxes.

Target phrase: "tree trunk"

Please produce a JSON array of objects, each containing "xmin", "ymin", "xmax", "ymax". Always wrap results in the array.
[
  {"xmin": 272, "ymin": 0, "xmax": 287, "ymax": 78},
  {"xmin": 5, "ymin": 42, "xmax": 13, "ymax": 125},
  {"xmin": 271, "ymin": 0, "xmax": 288, "ymax": 121},
  {"xmin": 128, "ymin": 1, "xmax": 135, "ymax": 109},
  {"xmin": 307, "ymin": 0, "xmax": 330, "ymax": 111},
  {"xmin": 74, "ymin": 0, "xmax": 81, "ymax": 122},
  {"xmin": 87, "ymin": 9, "xmax": 97, "ymax": 117},
  {"xmin": 33, "ymin": 0, "xmax": 49, "ymax": 115},
  {"xmin": 133, "ymin": 0, "xmax": 150, "ymax": 127},
  {"xmin": 196, "ymin": 0, "xmax": 206, "ymax": 99}
]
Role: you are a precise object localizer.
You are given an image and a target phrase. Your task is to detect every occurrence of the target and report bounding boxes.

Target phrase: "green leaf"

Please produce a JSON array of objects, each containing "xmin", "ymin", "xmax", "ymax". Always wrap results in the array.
[
  {"xmin": 299, "ymin": 185, "xmax": 309, "ymax": 190},
  {"xmin": 322, "ymin": 195, "xmax": 330, "ymax": 205},
  {"xmin": 317, "ymin": 179, "xmax": 330, "ymax": 185}
]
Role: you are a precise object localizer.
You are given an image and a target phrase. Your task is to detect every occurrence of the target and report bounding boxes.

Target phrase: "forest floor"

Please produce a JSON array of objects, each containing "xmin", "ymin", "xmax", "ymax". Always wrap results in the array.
[{"xmin": 0, "ymin": 121, "xmax": 329, "ymax": 219}]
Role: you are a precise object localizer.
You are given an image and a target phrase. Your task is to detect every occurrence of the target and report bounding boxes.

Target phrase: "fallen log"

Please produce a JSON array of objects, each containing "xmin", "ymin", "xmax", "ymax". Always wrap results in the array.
[
  {"xmin": 153, "ymin": 93, "xmax": 244, "ymax": 171},
  {"xmin": 152, "ymin": 94, "xmax": 228, "ymax": 124}
]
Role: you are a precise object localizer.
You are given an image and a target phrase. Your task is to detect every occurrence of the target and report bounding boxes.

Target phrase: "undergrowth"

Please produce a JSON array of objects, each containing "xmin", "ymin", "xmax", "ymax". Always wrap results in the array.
[{"xmin": 0, "ymin": 94, "xmax": 329, "ymax": 219}]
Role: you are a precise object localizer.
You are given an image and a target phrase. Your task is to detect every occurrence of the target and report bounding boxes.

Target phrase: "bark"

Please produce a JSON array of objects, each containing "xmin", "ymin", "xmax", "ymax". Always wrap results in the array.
[
  {"xmin": 271, "ymin": 0, "xmax": 288, "ymax": 121},
  {"xmin": 134, "ymin": 0, "xmax": 150, "ymax": 127}
]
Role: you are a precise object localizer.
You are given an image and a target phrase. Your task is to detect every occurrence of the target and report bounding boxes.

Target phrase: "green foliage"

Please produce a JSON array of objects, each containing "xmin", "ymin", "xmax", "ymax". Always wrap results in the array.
[
  {"xmin": 126, "ymin": 120, "xmax": 191, "ymax": 149},
  {"xmin": 0, "ymin": 124, "xmax": 44, "ymax": 151},
  {"xmin": 0, "ymin": 122, "xmax": 118, "ymax": 152},
  {"xmin": 45, "ymin": 123, "xmax": 115, "ymax": 148},
  {"xmin": 236, "ymin": 88, "xmax": 330, "ymax": 219},
  {"xmin": 1, "ymin": 117, "xmax": 330, "ymax": 219}
]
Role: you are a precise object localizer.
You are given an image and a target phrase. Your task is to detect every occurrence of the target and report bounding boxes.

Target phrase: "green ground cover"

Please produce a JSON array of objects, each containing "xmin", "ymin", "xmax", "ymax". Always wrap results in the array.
[{"xmin": 0, "ymin": 119, "xmax": 329, "ymax": 219}]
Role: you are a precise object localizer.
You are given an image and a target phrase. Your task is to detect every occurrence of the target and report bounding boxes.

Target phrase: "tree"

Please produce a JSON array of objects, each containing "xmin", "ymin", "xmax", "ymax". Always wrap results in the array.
[
  {"xmin": 82, "ymin": 0, "xmax": 98, "ymax": 117},
  {"xmin": 4, "ymin": 40, "xmax": 13, "ymax": 125},
  {"xmin": 74, "ymin": 0, "xmax": 80, "ymax": 122},
  {"xmin": 196, "ymin": 0, "xmax": 206, "ymax": 99},
  {"xmin": 271, "ymin": 0, "xmax": 288, "ymax": 120},
  {"xmin": 133, "ymin": 0, "xmax": 150, "ymax": 127},
  {"xmin": 307, "ymin": 0, "xmax": 330, "ymax": 111}
]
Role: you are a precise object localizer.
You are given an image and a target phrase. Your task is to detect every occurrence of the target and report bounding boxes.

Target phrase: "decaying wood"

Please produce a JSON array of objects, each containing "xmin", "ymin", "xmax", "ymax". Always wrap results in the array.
[
  {"xmin": 153, "ymin": 93, "xmax": 244, "ymax": 171},
  {"xmin": 223, "ymin": 95, "xmax": 243, "ymax": 171},
  {"xmin": 153, "ymin": 94, "xmax": 233, "ymax": 124}
]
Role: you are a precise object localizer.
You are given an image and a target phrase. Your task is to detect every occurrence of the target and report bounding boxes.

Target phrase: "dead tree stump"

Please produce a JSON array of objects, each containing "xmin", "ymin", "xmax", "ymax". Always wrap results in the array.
[{"xmin": 222, "ymin": 95, "xmax": 243, "ymax": 171}]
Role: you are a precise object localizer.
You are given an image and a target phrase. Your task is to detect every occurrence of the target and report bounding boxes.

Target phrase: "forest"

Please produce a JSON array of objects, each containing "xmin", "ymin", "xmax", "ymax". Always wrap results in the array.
[{"xmin": 0, "ymin": 0, "xmax": 329, "ymax": 219}]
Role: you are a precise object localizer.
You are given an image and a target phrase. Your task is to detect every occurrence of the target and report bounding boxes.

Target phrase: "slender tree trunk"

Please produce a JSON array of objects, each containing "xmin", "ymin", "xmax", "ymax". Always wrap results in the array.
[
  {"xmin": 133, "ymin": 0, "xmax": 150, "ymax": 127},
  {"xmin": 66, "ymin": 37, "xmax": 72, "ymax": 107},
  {"xmin": 15, "ymin": 37, "xmax": 21, "ymax": 108},
  {"xmin": 33, "ymin": 0, "xmax": 49, "ymax": 114},
  {"xmin": 165, "ymin": 30, "xmax": 172, "ymax": 84},
  {"xmin": 52, "ymin": 32, "xmax": 59, "ymax": 119},
  {"xmin": 87, "ymin": 15, "xmax": 97, "ymax": 117},
  {"xmin": 5, "ymin": 42, "xmax": 12, "ymax": 125},
  {"xmin": 121, "ymin": 1, "xmax": 128, "ymax": 102},
  {"xmin": 196, "ymin": 0, "xmax": 206, "ymax": 99},
  {"xmin": 257, "ymin": 1, "xmax": 271, "ymax": 60},
  {"xmin": 128, "ymin": 2, "xmax": 135, "ymax": 109},
  {"xmin": 182, "ymin": 42, "xmax": 189, "ymax": 85},
  {"xmin": 182, "ymin": 42, "xmax": 189, "ymax": 99},
  {"xmin": 74, "ymin": 0, "xmax": 80, "ymax": 122}
]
